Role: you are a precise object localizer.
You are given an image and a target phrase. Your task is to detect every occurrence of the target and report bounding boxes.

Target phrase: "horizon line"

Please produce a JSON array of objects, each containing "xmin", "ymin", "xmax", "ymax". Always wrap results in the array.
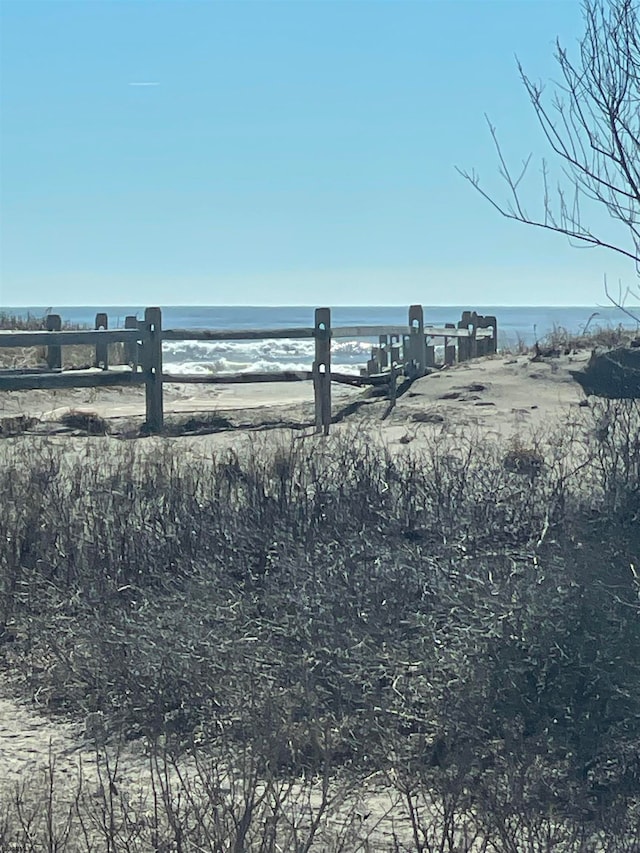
[{"xmin": 2, "ymin": 303, "xmax": 638, "ymax": 310}]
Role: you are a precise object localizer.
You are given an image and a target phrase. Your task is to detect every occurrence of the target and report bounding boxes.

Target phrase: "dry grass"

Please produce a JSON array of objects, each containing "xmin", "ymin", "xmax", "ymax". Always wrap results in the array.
[
  {"xmin": 0, "ymin": 403, "xmax": 639, "ymax": 847},
  {"xmin": 541, "ymin": 323, "xmax": 638, "ymax": 353},
  {"xmin": 0, "ymin": 311, "xmax": 127, "ymax": 369}
]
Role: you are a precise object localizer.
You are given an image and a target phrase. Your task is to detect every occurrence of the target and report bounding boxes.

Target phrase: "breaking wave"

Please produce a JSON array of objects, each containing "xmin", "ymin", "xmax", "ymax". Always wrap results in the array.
[{"xmin": 162, "ymin": 339, "xmax": 372, "ymax": 376}]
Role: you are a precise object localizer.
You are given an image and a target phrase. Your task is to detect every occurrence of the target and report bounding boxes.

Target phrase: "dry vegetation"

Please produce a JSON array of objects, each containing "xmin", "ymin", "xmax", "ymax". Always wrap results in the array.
[
  {"xmin": 0, "ymin": 311, "xmax": 126, "ymax": 369},
  {"xmin": 503, "ymin": 324, "xmax": 639, "ymax": 358},
  {"xmin": 0, "ymin": 395, "xmax": 639, "ymax": 850},
  {"xmin": 541, "ymin": 324, "xmax": 639, "ymax": 353}
]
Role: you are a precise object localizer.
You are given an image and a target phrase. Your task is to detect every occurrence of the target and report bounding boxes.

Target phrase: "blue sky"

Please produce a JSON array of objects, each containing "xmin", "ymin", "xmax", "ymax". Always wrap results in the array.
[{"xmin": 0, "ymin": 0, "xmax": 636, "ymax": 307}]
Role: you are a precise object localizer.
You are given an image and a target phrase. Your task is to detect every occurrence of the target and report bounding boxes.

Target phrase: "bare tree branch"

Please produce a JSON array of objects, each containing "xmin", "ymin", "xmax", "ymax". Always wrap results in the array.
[
  {"xmin": 458, "ymin": 0, "xmax": 640, "ymax": 275},
  {"xmin": 604, "ymin": 275, "xmax": 640, "ymax": 323}
]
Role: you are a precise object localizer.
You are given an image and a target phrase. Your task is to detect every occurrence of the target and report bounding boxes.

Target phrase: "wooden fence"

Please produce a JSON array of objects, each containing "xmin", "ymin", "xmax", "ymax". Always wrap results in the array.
[{"xmin": 0, "ymin": 305, "xmax": 497, "ymax": 435}]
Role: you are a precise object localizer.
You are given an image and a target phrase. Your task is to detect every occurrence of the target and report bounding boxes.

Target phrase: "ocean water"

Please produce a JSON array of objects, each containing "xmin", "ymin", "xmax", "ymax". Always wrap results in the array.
[{"xmin": 8, "ymin": 305, "xmax": 640, "ymax": 375}]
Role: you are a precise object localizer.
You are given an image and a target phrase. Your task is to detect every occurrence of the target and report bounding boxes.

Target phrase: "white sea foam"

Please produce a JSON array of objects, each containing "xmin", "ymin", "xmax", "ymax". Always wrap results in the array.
[
  {"xmin": 162, "ymin": 338, "xmax": 371, "ymax": 375},
  {"xmin": 164, "ymin": 359, "xmax": 313, "ymax": 376}
]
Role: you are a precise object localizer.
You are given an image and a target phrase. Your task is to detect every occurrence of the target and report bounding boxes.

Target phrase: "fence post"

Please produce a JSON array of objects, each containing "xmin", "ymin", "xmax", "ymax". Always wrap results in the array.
[
  {"xmin": 490, "ymin": 315, "xmax": 498, "ymax": 354},
  {"xmin": 389, "ymin": 359, "xmax": 397, "ymax": 407},
  {"xmin": 389, "ymin": 342, "xmax": 401, "ymax": 406},
  {"xmin": 94, "ymin": 312, "xmax": 108, "ymax": 370},
  {"xmin": 444, "ymin": 323, "xmax": 456, "ymax": 365},
  {"xmin": 143, "ymin": 307, "xmax": 163, "ymax": 433},
  {"xmin": 378, "ymin": 334, "xmax": 389, "ymax": 370},
  {"xmin": 313, "ymin": 308, "xmax": 331, "ymax": 435},
  {"xmin": 390, "ymin": 342, "xmax": 400, "ymax": 367},
  {"xmin": 469, "ymin": 311, "xmax": 479, "ymax": 359},
  {"xmin": 476, "ymin": 315, "xmax": 488, "ymax": 357},
  {"xmin": 407, "ymin": 304, "xmax": 426, "ymax": 378},
  {"xmin": 426, "ymin": 343, "xmax": 436, "ymax": 367},
  {"xmin": 458, "ymin": 311, "xmax": 472, "ymax": 362},
  {"xmin": 480, "ymin": 315, "xmax": 498, "ymax": 354},
  {"xmin": 124, "ymin": 315, "xmax": 138, "ymax": 369},
  {"xmin": 45, "ymin": 314, "xmax": 62, "ymax": 370}
]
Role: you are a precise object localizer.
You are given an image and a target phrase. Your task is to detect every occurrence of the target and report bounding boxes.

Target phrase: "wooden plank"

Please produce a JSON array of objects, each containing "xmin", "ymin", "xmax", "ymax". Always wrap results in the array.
[
  {"xmin": 0, "ymin": 371, "xmax": 145, "ymax": 392},
  {"xmin": 331, "ymin": 372, "xmax": 376, "ymax": 386},
  {"xmin": 364, "ymin": 371, "xmax": 406, "ymax": 385},
  {"xmin": 162, "ymin": 369, "xmax": 385, "ymax": 387},
  {"xmin": 432, "ymin": 326, "xmax": 492, "ymax": 338},
  {"xmin": 0, "ymin": 367, "xmax": 62, "ymax": 375},
  {"xmin": 163, "ymin": 371, "xmax": 314, "ymax": 384},
  {"xmin": 332, "ymin": 325, "xmax": 410, "ymax": 338},
  {"xmin": 342, "ymin": 371, "xmax": 389, "ymax": 386},
  {"xmin": 163, "ymin": 324, "xmax": 493, "ymax": 343},
  {"xmin": 0, "ymin": 329, "xmax": 144, "ymax": 348},
  {"xmin": 0, "ymin": 366, "xmax": 381, "ymax": 394},
  {"xmin": 163, "ymin": 327, "xmax": 315, "ymax": 342},
  {"xmin": 331, "ymin": 324, "xmax": 491, "ymax": 339},
  {"xmin": 0, "ymin": 324, "xmax": 492, "ymax": 352},
  {"xmin": 162, "ymin": 370, "xmax": 389, "ymax": 388},
  {"xmin": 424, "ymin": 326, "xmax": 493, "ymax": 338}
]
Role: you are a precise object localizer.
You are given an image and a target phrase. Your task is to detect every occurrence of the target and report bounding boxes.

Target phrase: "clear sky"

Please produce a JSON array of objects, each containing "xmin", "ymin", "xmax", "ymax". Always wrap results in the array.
[{"xmin": 0, "ymin": 0, "xmax": 636, "ymax": 307}]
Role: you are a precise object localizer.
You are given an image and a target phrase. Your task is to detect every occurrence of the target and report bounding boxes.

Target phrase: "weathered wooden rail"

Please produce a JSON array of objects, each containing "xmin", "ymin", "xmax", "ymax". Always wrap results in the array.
[{"xmin": 0, "ymin": 305, "xmax": 497, "ymax": 435}]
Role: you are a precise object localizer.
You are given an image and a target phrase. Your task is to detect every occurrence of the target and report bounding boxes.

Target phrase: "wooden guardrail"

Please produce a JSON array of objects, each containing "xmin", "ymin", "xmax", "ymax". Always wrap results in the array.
[{"xmin": 0, "ymin": 305, "xmax": 497, "ymax": 435}]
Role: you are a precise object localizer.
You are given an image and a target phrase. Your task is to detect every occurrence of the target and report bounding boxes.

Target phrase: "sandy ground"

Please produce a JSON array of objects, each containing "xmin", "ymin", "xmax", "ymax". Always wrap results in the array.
[
  {"xmin": 0, "ymin": 351, "xmax": 595, "ymax": 844},
  {"xmin": 379, "ymin": 350, "xmax": 592, "ymax": 445},
  {"xmin": 0, "ymin": 350, "xmax": 591, "ymax": 441}
]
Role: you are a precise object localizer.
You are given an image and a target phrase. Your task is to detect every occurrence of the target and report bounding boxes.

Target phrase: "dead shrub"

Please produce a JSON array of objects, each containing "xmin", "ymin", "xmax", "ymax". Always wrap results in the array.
[
  {"xmin": 0, "ymin": 415, "xmax": 38, "ymax": 437},
  {"xmin": 58, "ymin": 410, "xmax": 111, "ymax": 435}
]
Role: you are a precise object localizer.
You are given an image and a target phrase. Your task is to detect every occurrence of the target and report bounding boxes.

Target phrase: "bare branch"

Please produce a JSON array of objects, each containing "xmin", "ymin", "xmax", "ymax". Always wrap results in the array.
[
  {"xmin": 460, "ymin": 0, "xmax": 640, "ymax": 277},
  {"xmin": 604, "ymin": 275, "xmax": 640, "ymax": 324}
]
